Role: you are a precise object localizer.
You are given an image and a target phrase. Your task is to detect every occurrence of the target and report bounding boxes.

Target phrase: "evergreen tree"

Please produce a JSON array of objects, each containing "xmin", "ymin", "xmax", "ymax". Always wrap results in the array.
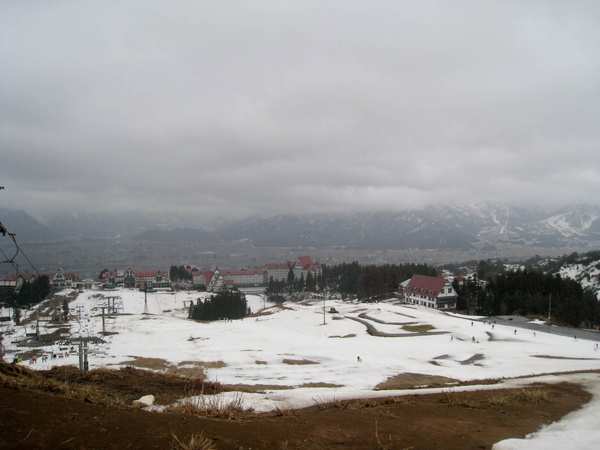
[
  {"xmin": 12, "ymin": 307, "xmax": 21, "ymax": 325},
  {"xmin": 297, "ymin": 273, "xmax": 305, "ymax": 292},
  {"xmin": 188, "ymin": 291, "xmax": 249, "ymax": 321},
  {"xmin": 287, "ymin": 267, "xmax": 295, "ymax": 294},
  {"xmin": 305, "ymin": 271, "xmax": 316, "ymax": 291}
]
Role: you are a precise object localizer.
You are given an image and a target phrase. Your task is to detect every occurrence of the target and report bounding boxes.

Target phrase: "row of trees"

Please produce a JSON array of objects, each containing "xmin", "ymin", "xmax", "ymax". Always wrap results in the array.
[
  {"xmin": 265, "ymin": 262, "xmax": 437, "ymax": 300},
  {"xmin": 10, "ymin": 275, "xmax": 51, "ymax": 308},
  {"xmin": 324, "ymin": 262, "xmax": 437, "ymax": 300},
  {"xmin": 3, "ymin": 275, "xmax": 52, "ymax": 324},
  {"xmin": 265, "ymin": 269, "xmax": 320, "ymax": 295},
  {"xmin": 454, "ymin": 270, "xmax": 600, "ymax": 327},
  {"xmin": 169, "ymin": 265, "xmax": 195, "ymax": 282},
  {"xmin": 188, "ymin": 291, "xmax": 250, "ymax": 321}
]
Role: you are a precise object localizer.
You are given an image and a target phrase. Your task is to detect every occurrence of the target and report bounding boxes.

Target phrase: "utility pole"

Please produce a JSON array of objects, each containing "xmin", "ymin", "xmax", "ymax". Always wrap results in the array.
[
  {"xmin": 323, "ymin": 291, "xmax": 326, "ymax": 325},
  {"xmin": 143, "ymin": 283, "xmax": 149, "ymax": 314}
]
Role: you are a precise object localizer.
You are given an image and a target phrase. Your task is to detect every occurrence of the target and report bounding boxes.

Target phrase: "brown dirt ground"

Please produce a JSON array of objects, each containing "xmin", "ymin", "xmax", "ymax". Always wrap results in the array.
[{"xmin": 0, "ymin": 363, "xmax": 593, "ymax": 450}]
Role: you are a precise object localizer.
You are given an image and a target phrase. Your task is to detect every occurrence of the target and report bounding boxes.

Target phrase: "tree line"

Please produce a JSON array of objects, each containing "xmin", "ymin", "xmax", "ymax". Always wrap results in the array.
[
  {"xmin": 265, "ymin": 262, "xmax": 437, "ymax": 301},
  {"xmin": 3, "ymin": 275, "xmax": 52, "ymax": 324},
  {"xmin": 323, "ymin": 262, "xmax": 437, "ymax": 300},
  {"xmin": 453, "ymin": 269, "xmax": 600, "ymax": 328}
]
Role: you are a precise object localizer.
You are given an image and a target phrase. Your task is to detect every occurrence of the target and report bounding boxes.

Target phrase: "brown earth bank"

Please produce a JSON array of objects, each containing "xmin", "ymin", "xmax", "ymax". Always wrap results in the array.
[{"xmin": 0, "ymin": 364, "xmax": 593, "ymax": 450}]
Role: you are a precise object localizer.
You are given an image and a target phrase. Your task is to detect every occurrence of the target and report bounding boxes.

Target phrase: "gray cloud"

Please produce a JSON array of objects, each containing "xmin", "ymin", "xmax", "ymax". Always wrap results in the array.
[{"xmin": 1, "ymin": 1, "xmax": 599, "ymax": 220}]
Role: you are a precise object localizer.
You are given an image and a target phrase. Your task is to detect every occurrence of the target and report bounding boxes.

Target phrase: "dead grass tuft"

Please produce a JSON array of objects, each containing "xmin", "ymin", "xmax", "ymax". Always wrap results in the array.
[
  {"xmin": 165, "ymin": 390, "xmax": 252, "ymax": 420},
  {"xmin": 274, "ymin": 405, "xmax": 299, "ymax": 417},
  {"xmin": 512, "ymin": 388, "xmax": 551, "ymax": 403},
  {"xmin": 312, "ymin": 396, "xmax": 349, "ymax": 411},
  {"xmin": 171, "ymin": 432, "xmax": 215, "ymax": 450},
  {"xmin": 373, "ymin": 420, "xmax": 393, "ymax": 450}
]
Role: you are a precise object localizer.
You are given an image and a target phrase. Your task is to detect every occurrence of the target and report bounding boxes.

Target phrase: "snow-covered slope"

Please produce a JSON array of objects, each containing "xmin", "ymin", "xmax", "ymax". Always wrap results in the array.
[
  {"xmin": 3, "ymin": 288, "xmax": 600, "ymax": 447},
  {"xmin": 559, "ymin": 256, "xmax": 600, "ymax": 300}
]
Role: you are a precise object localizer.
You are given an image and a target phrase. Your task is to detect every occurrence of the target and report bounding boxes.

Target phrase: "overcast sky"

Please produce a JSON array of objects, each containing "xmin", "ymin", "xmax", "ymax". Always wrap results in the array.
[{"xmin": 1, "ymin": 1, "xmax": 599, "ymax": 220}]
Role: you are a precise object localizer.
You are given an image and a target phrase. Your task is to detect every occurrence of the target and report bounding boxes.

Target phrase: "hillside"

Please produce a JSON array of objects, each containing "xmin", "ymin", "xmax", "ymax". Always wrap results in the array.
[{"xmin": 555, "ymin": 252, "xmax": 600, "ymax": 300}]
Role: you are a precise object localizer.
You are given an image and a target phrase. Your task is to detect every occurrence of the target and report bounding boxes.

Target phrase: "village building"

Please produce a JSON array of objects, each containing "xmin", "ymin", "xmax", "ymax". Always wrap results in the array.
[
  {"xmin": 402, "ymin": 274, "xmax": 457, "ymax": 309},
  {"xmin": 14, "ymin": 268, "xmax": 79, "ymax": 291},
  {"xmin": 192, "ymin": 266, "xmax": 265, "ymax": 291},
  {"xmin": 101, "ymin": 268, "xmax": 170, "ymax": 290},
  {"xmin": 265, "ymin": 255, "xmax": 322, "ymax": 283}
]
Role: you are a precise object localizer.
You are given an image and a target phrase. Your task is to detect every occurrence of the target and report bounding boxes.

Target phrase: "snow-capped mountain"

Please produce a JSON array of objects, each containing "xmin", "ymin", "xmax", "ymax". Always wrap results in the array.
[
  {"xmin": 214, "ymin": 203, "xmax": 600, "ymax": 250},
  {"xmin": 2, "ymin": 202, "xmax": 600, "ymax": 252}
]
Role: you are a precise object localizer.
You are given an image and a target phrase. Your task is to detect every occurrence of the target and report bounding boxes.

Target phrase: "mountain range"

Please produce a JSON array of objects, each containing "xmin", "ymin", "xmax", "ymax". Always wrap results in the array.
[{"xmin": 2, "ymin": 203, "xmax": 600, "ymax": 251}]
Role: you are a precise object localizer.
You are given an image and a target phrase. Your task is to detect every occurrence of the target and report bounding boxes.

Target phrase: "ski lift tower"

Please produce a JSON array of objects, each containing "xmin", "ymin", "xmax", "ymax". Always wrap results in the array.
[{"xmin": 70, "ymin": 336, "xmax": 106, "ymax": 371}]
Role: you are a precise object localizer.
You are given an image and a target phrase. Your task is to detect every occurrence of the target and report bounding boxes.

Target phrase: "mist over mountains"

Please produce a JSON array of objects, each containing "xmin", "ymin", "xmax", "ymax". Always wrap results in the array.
[{"xmin": 2, "ymin": 203, "xmax": 599, "ymax": 251}]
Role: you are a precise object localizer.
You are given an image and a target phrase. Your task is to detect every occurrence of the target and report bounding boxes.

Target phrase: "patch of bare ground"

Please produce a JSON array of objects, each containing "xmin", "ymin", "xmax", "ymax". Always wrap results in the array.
[
  {"xmin": 272, "ymin": 304, "xmax": 294, "ymax": 310},
  {"xmin": 300, "ymin": 382, "xmax": 343, "ymax": 388},
  {"xmin": 281, "ymin": 358, "xmax": 319, "ymax": 365},
  {"xmin": 328, "ymin": 333, "xmax": 356, "ymax": 338},
  {"xmin": 0, "ymin": 362, "xmax": 593, "ymax": 449},
  {"xmin": 532, "ymin": 355, "xmax": 600, "ymax": 360},
  {"xmin": 224, "ymin": 384, "xmax": 294, "ymax": 393},
  {"xmin": 0, "ymin": 362, "xmax": 224, "ymax": 406},
  {"xmin": 375, "ymin": 372, "xmax": 461, "ymax": 390},
  {"xmin": 402, "ymin": 324, "xmax": 436, "ymax": 333},
  {"xmin": 459, "ymin": 353, "xmax": 485, "ymax": 365},
  {"xmin": 249, "ymin": 310, "xmax": 274, "ymax": 318},
  {"xmin": 255, "ymin": 360, "xmax": 267, "ymax": 365},
  {"xmin": 179, "ymin": 360, "xmax": 227, "ymax": 369},
  {"xmin": 116, "ymin": 357, "xmax": 226, "ymax": 377}
]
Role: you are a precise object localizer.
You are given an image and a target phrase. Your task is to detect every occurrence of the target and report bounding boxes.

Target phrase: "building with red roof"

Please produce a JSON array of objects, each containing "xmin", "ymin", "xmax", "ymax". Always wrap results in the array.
[
  {"xmin": 192, "ymin": 268, "xmax": 265, "ymax": 291},
  {"xmin": 101, "ymin": 268, "xmax": 170, "ymax": 289},
  {"xmin": 403, "ymin": 274, "xmax": 457, "ymax": 309},
  {"xmin": 265, "ymin": 255, "xmax": 322, "ymax": 283}
]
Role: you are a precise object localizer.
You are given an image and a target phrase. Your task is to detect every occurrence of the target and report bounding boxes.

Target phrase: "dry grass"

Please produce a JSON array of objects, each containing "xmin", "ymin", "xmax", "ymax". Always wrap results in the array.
[
  {"xmin": 274, "ymin": 405, "xmax": 299, "ymax": 417},
  {"xmin": 282, "ymin": 359, "xmax": 319, "ymax": 365},
  {"xmin": 179, "ymin": 360, "xmax": 227, "ymax": 369},
  {"xmin": 402, "ymin": 324, "xmax": 436, "ymax": 333},
  {"xmin": 512, "ymin": 388, "xmax": 551, "ymax": 402},
  {"xmin": 300, "ymin": 382, "xmax": 343, "ymax": 388},
  {"xmin": 312, "ymin": 396, "xmax": 349, "ymax": 411},
  {"xmin": 165, "ymin": 390, "xmax": 252, "ymax": 420},
  {"xmin": 439, "ymin": 390, "xmax": 479, "ymax": 408},
  {"xmin": 439, "ymin": 387, "xmax": 552, "ymax": 409},
  {"xmin": 117, "ymin": 357, "xmax": 226, "ymax": 378},
  {"xmin": 0, "ymin": 362, "xmax": 128, "ymax": 408},
  {"xmin": 119, "ymin": 356, "xmax": 171, "ymax": 371},
  {"xmin": 375, "ymin": 372, "xmax": 460, "ymax": 390},
  {"xmin": 171, "ymin": 432, "xmax": 215, "ymax": 450},
  {"xmin": 313, "ymin": 395, "xmax": 409, "ymax": 412}
]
